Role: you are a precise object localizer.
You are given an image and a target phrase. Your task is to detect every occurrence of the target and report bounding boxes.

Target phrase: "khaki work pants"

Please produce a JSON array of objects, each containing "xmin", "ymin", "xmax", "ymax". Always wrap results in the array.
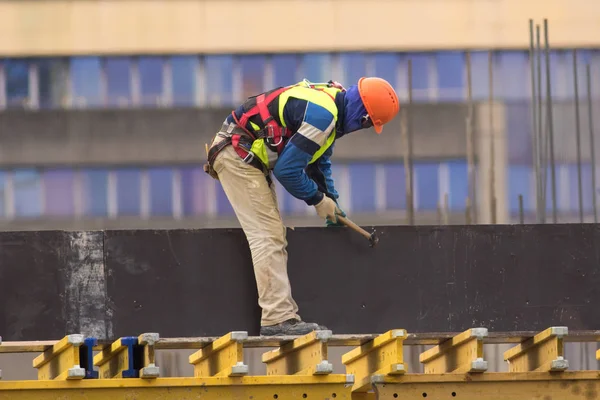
[{"xmin": 212, "ymin": 143, "xmax": 302, "ymax": 326}]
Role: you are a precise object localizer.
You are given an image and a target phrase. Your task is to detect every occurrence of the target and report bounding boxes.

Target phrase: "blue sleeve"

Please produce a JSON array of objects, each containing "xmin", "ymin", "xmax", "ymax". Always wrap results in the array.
[
  {"xmin": 317, "ymin": 144, "xmax": 339, "ymax": 200},
  {"xmin": 273, "ymin": 101, "xmax": 336, "ymax": 205},
  {"xmin": 274, "ymin": 143, "xmax": 323, "ymax": 205}
]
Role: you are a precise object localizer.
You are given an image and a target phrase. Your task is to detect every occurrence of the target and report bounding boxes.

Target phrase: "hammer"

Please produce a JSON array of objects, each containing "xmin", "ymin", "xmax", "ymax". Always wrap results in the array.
[{"xmin": 337, "ymin": 215, "xmax": 379, "ymax": 247}]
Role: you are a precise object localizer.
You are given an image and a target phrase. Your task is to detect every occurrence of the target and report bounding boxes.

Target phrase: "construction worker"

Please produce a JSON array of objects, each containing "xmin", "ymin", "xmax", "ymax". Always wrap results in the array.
[{"xmin": 204, "ymin": 77, "xmax": 399, "ymax": 336}]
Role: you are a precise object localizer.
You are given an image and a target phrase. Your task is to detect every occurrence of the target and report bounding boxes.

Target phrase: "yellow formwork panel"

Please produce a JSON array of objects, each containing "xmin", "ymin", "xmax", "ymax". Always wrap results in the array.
[
  {"xmin": 419, "ymin": 327, "xmax": 488, "ymax": 374},
  {"xmin": 503, "ymin": 326, "xmax": 569, "ymax": 372},
  {"xmin": 0, "ymin": 375, "xmax": 355, "ymax": 400},
  {"xmin": 341, "ymin": 329, "xmax": 407, "ymax": 392},
  {"xmin": 188, "ymin": 331, "xmax": 248, "ymax": 377},
  {"xmin": 32, "ymin": 334, "xmax": 86, "ymax": 381},
  {"xmin": 370, "ymin": 371, "xmax": 600, "ymax": 400},
  {"xmin": 262, "ymin": 330, "xmax": 333, "ymax": 376},
  {"xmin": 597, "ymin": 348, "xmax": 600, "ymax": 361}
]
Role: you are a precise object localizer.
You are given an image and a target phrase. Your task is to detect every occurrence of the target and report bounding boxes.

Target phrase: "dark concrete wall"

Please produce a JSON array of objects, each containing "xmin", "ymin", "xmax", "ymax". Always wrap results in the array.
[{"xmin": 1, "ymin": 224, "xmax": 599, "ymax": 341}]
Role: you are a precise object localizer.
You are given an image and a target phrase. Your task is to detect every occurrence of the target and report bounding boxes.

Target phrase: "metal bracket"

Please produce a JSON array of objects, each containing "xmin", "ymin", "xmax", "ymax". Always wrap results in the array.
[
  {"xmin": 262, "ymin": 330, "xmax": 333, "ymax": 376},
  {"xmin": 93, "ymin": 333, "xmax": 159, "ymax": 379},
  {"xmin": 341, "ymin": 329, "xmax": 407, "ymax": 392},
  {"xmin": 503, "ymin": 326, "xmax": 569, "ymax": 372},
  {"xmin": 138, "ymin": 333, "xmax": 160, "ymax": 379},
  {"xmin": 94, "ymin": 336, "xmax": 139, "ymax": 379},
  {"xmin": 32, "ymin": 334, "xmax": 90, "ymax": 380},
  {"xmin": 188, "ymin": 331, "xmax": 249, "ymax": 377},
  {"xmin": 420, "ymin": 327, "xmax": 488, "ymax": 374}
]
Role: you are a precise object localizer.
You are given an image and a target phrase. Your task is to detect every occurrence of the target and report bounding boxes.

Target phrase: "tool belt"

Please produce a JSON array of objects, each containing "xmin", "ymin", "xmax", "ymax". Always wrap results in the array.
[{"xmin": 203, "ymin": 122, "xmax": 271, "ymax": 183}]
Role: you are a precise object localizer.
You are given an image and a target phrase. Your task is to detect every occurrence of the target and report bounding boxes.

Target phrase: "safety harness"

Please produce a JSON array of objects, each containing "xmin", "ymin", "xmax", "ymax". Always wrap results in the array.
[{"xmin": 204, "ymin": 80, "xmax": 343, "ymax": 180}]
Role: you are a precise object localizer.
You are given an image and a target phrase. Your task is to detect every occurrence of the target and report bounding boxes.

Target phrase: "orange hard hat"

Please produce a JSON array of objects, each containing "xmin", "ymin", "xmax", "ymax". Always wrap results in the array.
[{"xmin": 357, "ymin": 77, "xmax": 400, "ymax": 134}]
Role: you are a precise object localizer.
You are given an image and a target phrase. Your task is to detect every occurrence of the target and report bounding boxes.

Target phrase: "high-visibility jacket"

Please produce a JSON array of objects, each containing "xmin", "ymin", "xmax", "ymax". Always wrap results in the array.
[
  {"xmin": 206, "ymin": 80, "xmax": 344, "ymax": 205},
  {"xmin": 246, "ymin": 82, "xmax": 341, "ymax": 170}
]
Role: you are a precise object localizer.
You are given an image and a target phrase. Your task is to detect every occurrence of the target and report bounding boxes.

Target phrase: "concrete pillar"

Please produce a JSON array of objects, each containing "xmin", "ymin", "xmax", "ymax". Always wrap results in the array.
[{"xmin": 476, "ymin": 101, "xmax": 508, "ymax": 224}]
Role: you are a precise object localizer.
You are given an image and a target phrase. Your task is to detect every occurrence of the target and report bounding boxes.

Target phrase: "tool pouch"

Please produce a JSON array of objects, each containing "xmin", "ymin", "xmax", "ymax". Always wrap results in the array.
[
  {"xmin": 203, "ymin": 140, "xmax": 220, "ymax": 180},
  {"xmin": 203, "ymin": 162, "xmax": 219, "ymax": 180}
]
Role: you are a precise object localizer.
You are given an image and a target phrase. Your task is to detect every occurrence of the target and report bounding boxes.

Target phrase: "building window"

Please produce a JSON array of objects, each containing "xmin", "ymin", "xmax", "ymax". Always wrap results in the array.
[
  {"xmin": 149, "ymin": 168, "xmax": 173, "ymax": 216},
  {"xmin": 139, "ymin": 56, "xmax": 164, "ymax": 106},
  {"xmin": 301, "ymin": 53, "xmax": 331, "ymax": 83},
  {"xmin": 205, "ymin": 55, "xmax": 234, "ymax": 106},
  {"xmin": 240, "ymin": 55, "xmax": 266, "ymax": 98},
  {"xmin": 349, "ymin": 163, "xmax": 376, "ymax": 212},
  {"xmin": 171, "ymin": 56, "xmax": 197, "ymax": 106},
  {"xmin": 105, "ymin": 57, "xmax": 132, "ymax": 107},
  {"xmin": 115, "ymin": 168, "xmax": 141, "ymax": 215},
  {"xmin": 43, "ymin": 169, "xmax": 75, "ymax": 216},
  {"xmin": 447, "ymin": 160, "xmax": 468, "ymax": 210},
  {"xmin": 405, "ymin": 52, "xmax": 431, "ymax": 102},
  {"xmin": 82, "ymin": 169, "xmax": 109, "ymax": 216},
  {"xmin": 273, "ymin": 54, "xmax": 298, "ymax": 87},
  {"xmin": 5, "ymin": 58, "xmax": 29, "ymax": 109},
  {"xmin": 468, "ymin": 51, "xmax": 490, "ymax": 101},
  {"xmin": 0, "ymin": 171, "xmax": 5, "ymax": 218},
  {"xmin": 181, "ymin": 166, "xmax": 209, "ymax": 216},
  {"xmin": 71, "ymin": 57, "xmax": 103, "ymax": 108},
  {"xmin": 14, "ymin": 169, "xmax": 42, "ymax": 217},
  {"xmin": 38, "ymin": 58, "xmax": 70, "ymax": 109},
  {"xmin": 414, "ymin": 163, "xmax": 439, "ymax": 210},
  {"xmin": 384, "ymin": 163, "xmax": 407, "ymax": 210},
  {"xmin": 374, "ymin": 53, "xmax": 400, "ymax": 90},
  {"xmin": 341, "ymin": 52, "xmax": 367, "ymax": 85},
  {"xmin": 435, "ymin": 51, "xmax": 465, "ymax": 101},
  {"xmin": 497, "ymin": 51, "xmax": 529, "ymax": 101}
]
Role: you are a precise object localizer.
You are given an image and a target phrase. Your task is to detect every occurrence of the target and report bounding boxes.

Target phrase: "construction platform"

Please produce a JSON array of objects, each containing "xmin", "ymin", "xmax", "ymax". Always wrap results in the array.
[{"xmin": 1, "ymin": 326, "xmax": 600, "ymax": 399}]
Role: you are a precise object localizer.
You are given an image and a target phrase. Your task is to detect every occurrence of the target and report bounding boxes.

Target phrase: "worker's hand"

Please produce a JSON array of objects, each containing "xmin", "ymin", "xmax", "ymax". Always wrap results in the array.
[
  {"xmin": 328, "ymin": 80, "xmax": 346, "ymax": 92},
  {"xmin": 315, "ymin": 195, "xmax": 345, "ymax": 224},
  {"xmin": 326, "ymin": 203, "xmax": 346, "ymax": 227}
]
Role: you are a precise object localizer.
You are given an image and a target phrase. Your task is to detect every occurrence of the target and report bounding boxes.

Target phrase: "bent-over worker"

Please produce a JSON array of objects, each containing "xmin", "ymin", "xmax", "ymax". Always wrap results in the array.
[{"xmin": 204, "ymin": 77, "xmax": 399, "ymax": 336}]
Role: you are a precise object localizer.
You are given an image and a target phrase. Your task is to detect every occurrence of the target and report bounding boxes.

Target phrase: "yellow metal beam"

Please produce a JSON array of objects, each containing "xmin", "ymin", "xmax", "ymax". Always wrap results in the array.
[
  {"xmin": 370, "ymin": 371, "xmax": 600, "ymax": 400},
  {"xmin": 262, "ymin": 330, "xmax": 333, "ymax": 376},
  {"xmin": 597, "ymin": 348, "xmax": 600, "ymax": 361},
  {"xmin": 0, "ymin": 375, "xmax": 355, "ymax": 400},
  {"xmin": 188, "ymin": 331, "xmax": 248, "ymax": 378},
  {"xmin": 137, "ymin": 333, "xmax": 160, "ymax": 379},
  {"xmin": 503, "ymin": 326, "xmax": 569, "ymax": 372},
  {"xmin": 93, "ymin": 336, "xmax": 139, "ymax": 379},
  {"xmin": 32, "ymin": 334, "xmax": 86, "ymax": 380},
  {"xmin": 341, "ymin": 329, "xmax": 407, "ymax": 392},
  {"xmin": 419, "ymin": 327, "xmax": 488, "ymax": 374}
]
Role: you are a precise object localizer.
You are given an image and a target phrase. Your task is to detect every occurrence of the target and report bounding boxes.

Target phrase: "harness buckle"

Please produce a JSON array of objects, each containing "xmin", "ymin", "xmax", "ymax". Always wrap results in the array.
[
  {"xmin": 265, "ymin": 125, "xmax": 284, "ymax": 147},
  {"xmin": 243, "ymin": 151, "xmax": 255, "ymax": 164},
  {"xmin": 267, "ymin": 136, "xmax": 283, "ymax": 147}
]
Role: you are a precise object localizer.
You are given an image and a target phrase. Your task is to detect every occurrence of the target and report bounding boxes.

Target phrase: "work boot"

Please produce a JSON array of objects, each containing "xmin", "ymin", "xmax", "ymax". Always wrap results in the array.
[{"xmin": 260, "ymin": 318, "xmax": 328, "ymax": 336}]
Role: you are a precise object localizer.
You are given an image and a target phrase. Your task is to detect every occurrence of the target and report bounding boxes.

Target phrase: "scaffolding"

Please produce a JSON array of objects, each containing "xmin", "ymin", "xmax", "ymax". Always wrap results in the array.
[{"xmin": 0, "ymin": 326, "xmax": 599, "ymax": 399}]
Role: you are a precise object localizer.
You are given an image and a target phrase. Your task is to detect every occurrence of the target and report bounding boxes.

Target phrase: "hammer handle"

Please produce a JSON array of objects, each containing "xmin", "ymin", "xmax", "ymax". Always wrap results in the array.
[{"xmin": 337, "ymin": 215, "xmax": 372, "ymax": 240}]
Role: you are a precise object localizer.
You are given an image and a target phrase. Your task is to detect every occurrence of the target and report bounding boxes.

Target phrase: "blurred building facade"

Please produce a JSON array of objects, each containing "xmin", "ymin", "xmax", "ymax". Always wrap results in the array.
[
  {"xmin": 1, "ymin": 0, "xmax": 600, "ymax": 378},
  {"xmin": 0, "ymin": 0, "xmax": 599, "ymax": 230}
]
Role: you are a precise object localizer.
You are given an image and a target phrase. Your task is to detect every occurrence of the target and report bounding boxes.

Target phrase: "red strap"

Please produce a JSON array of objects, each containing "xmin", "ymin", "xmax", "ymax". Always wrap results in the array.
[
  {"xmin": 231, "ymin": 134, "xmax": 250, "ymax": 160},
  {"xmin": 231, "ymin": 86, "xmax": 293, "ymax": 154},
  {"xmin": 256, "ymin": 88, "xmax": 289, "ymax": 153}
]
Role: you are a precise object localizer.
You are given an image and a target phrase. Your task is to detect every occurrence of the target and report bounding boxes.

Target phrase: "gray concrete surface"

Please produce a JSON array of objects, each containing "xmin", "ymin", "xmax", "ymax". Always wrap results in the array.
[{"xmin": 0, "ymin": 103, "xmax": 473, "ymax": 167}]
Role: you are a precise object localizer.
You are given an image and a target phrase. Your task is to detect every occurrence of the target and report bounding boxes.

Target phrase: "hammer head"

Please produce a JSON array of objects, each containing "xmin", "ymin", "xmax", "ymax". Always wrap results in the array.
[{"xmin": 369, "ymin": 230, "xmax": 379, "ymax": 247}]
